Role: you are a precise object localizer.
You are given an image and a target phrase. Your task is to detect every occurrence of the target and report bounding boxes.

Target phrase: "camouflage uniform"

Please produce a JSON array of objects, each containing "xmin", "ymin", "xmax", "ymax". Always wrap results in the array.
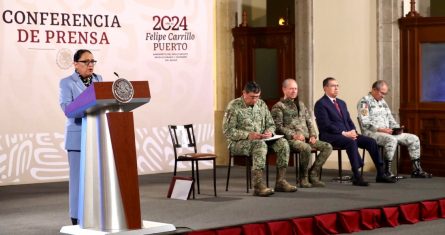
[
  {"xmin": 271, "ymin": 98, "xmax": 332, "ymax": 187},
  {"xmin": 357, "ymin": 93, "xmax": 420, "ymax": 162},
  {"xmin": 223, "ymin": 97, "xmax": 290, "ymax": 171}
]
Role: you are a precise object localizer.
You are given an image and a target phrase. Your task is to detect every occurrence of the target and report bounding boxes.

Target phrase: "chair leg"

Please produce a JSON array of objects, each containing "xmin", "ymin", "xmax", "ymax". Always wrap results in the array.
[
  {"xmin": 379, "ymin": 146, "xmax": 385, "ymax": 176},
  {"xmin": 196, "ymin": 161, "xmax": 200, "ymax": 194},
  {"xmin": 266, "ymin": 156, "xmax": 269, "ymax": 187},
  {"xmin": 213, "ymin": 159, "xmax": 217, "ymax": 197},
  {"xmin": 249, "ymin": 157, "xmax": 252, "ymax": 189},
  {"xmin": 395, "ymin": 145, "xmax": 398, "ymax": 177},
  {"xmin": 295, "ymin": 153, "xmax": 299, "ymax": 185},
  {"xmin": 246, "ymin": 157, "xmax": 250, "ymax": 193},
  {"xmin": 299, "ymin": 152, "xmax": 303, "ymax": 184},
  {"xmin": 174, "ymin": 160, "xmax": 178, "ymax": 176},
  {"xmin": 395, "ymin": 145, "xmax": 404, "ymax": 179},
  {"xmin": 361, "ymin": 148, "xmax": 366, "ymax": 176},
  {"xmin": 338, "ymin": 149, "xmax": 343, "ymax": 182},
  {"xmin": 191, "ymin": 160, "xmax": 195, "ymax": 199},
  {"xmin": 226, "ymin": 155, "xmax": 232, "ymax": 191}
]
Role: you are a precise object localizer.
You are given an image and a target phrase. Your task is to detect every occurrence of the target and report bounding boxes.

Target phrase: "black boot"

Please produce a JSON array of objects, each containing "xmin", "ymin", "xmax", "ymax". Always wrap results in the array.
[
  {"xmin": 384, "ymin": 160, "xmax": 395, "ymax": 178},
  {"xmin": 71, "ymin": 218, "xmax": 78, "ymax": 225},
  {"xmin": 376, "ymin": 175, "xmax": 397, "ymax": 183},
  {"xmin": 411, "ymin": 159, "xmax": 432, "ymax": 178},
  {"xmin": 376, "ymin": 164, "xmax": 396, "ymax": 183}
]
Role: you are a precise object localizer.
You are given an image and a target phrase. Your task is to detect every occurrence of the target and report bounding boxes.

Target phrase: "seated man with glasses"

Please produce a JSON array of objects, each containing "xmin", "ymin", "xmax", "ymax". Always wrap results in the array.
[
  {"xmin": 223, "ymin": 81, "xmax": 297, "ymax": 196},
  {"xmin": 357, "ymin": 80, "xmax": 432, "ymax": 178}
]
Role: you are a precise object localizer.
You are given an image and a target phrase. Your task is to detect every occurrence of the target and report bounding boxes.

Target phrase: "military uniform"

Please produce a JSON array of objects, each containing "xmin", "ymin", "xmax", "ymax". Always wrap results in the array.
[
  {"xmin": 357, "ymin": 93, "xmax": 431, "ymax": 178},
  {"xmin": 357, "ymin": 93, "xmax": 420, "ymax": 161},
  {"xmin": 271, "ymin": 98, "xmax": 332, "ymax": 187},
  {"xmin": 223, "ymin": 96, "xmax": 296, "ymax": 196},
  {"xmin": 223, "ymin": 97, "xmax": 289, "ymax": 170}
]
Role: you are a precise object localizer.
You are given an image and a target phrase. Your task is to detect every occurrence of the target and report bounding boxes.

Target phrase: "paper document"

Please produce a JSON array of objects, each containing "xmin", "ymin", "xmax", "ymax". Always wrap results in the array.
[
  {"xmin": 170, "ymin": 179, "xmax": 192, "ymax": 200},
  {"xmin": 263, "ymin": 135, "xmax": 284, "ymax": 141}
]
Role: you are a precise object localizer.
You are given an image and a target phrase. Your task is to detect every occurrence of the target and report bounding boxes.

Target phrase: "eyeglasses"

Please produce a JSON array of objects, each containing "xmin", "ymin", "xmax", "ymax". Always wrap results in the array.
[
  {"xmin": 247, "ymin": 95, "xmax": 261, "ymax": 99},
  {"xmin": 77, "ymin": 60, "xmax": 97, "ymax": 66}
]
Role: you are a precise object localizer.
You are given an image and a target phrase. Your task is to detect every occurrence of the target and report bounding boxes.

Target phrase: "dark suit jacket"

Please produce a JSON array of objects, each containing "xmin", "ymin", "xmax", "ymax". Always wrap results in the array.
[{"xmin": 314, "ymin": 95, "xmax": 356, "ymax": 142}]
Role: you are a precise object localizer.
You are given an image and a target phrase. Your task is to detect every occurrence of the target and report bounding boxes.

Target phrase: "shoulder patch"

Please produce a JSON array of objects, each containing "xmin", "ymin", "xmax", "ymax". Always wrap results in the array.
[
  {"xmin": 360, "ymin": 108, "xmax": 369, "ymax": 116},
  {"xmin": 224, "ymin": 110, "xmax": 232, "ymax": 120}
]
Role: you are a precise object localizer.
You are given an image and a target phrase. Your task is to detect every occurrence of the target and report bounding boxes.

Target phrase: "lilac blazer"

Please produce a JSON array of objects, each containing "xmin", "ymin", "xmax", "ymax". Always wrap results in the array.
[{"xmin": 59, "ymin": 72, "xmax": 102, "ymax": 150}]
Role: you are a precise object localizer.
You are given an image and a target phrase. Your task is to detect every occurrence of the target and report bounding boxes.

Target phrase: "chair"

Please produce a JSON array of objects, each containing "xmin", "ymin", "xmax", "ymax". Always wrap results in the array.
[
  {"xmin": 168, "ymin": 124, "xmax": 217, "ymax": 199},
  {"xmin": 331, "ymin": 146, "xmax": 353, "ymax": 182}
]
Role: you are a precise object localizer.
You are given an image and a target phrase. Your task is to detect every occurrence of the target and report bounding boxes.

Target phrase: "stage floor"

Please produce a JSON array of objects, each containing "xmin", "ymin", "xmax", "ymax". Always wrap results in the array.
[{"xmin": 0, "ymin": 166, "xmax": 444, "ymax": 234}]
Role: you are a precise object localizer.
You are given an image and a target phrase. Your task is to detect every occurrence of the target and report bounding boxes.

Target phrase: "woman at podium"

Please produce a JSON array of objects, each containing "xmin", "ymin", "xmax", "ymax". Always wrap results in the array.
[{"xmin": 59, "ymin": 49, "xmax": 103, "ymax": 225}]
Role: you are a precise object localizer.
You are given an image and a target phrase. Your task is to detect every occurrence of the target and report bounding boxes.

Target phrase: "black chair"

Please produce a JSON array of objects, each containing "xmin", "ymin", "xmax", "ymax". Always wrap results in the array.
[
  {"xmin": 331, "ymin": 147, "xmax": 353, "ymax": 182},
  {"xmin": 168, "ymin": 124, "xmax": 217, "ymax": 199}
]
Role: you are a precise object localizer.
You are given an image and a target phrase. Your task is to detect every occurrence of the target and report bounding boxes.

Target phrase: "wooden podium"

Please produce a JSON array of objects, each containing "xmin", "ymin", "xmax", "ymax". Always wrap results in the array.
[{"xmin": 60, "ymin": 81, "xmax": 175, "ymax": 234}]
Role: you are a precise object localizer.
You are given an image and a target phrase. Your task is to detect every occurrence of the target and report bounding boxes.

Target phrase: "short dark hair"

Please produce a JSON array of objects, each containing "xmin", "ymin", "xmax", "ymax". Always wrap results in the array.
[
  {"xmin": 73, "ymin": 49, "xmax": 92, "ymax": 62},
  {"xmin": 243, "ymin": 81, "xmax": 261, "ymax": 93},
  {"xmin": 372, "ymin": 80, "xmax": 388, "ymax": 90},
  {"xmin": 322, "ymin": 77, "xmax": 336, "ymax": 87}
]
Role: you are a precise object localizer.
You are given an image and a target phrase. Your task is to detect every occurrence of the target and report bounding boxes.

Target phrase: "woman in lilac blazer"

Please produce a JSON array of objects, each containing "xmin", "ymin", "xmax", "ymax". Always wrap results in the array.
[{"xmin": 59, "ymin": 49, "xmax": 102, "ymax": 225}]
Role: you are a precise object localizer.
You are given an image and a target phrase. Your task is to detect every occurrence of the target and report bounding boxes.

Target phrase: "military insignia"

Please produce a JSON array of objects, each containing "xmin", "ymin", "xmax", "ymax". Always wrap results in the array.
[
  {"xmin": 112, "ymin": 78, "xmax": 134, "ymax": 103},
  {"xmin": 360, "ymin": 101, "xmax": 368, "ymax": 108},
  {"xmin": 360, "ymin": 108, "xmax": 369, "ymax": 116},
  {"xmin": 224, "ymin": 111, "xmax": 232, "ymax": 121},
  {"xmin": 56, "ymin": 48, "xmax": 72, "ymax": 70}
]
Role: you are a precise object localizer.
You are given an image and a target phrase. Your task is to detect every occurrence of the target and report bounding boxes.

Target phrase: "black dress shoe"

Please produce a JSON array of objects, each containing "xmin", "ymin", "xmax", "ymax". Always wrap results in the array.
[
  {"xmin": 352, "ymin": 177, "xmax": 369, "ymax": 186},
  {"xmin": 376, "ymin": 175, "xmax": 397, "ymax": 183},
  {"xmin": 411, "ymin": 170, "xmax": 433, "ymax": 178}
]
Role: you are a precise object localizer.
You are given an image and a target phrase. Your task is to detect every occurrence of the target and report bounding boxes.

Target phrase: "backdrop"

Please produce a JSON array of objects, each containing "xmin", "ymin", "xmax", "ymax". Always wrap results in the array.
[{"xmin": 0, "ymin": 0, "xmax": 214, "ymax": 185}]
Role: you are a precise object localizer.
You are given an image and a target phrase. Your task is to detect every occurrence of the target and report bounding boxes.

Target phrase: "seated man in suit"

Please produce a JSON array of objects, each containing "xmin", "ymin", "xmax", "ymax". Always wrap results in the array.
[
  {"xmin": 314, "ymin": 77, "xmax": 395, "ymax": 186},
  {"xmin": 223, "ymin": 81, "xmax": 297, "ymax": 196},
  {"xmin": 271, "ymin": 78, "xmax": 332, "ymax": 188},
  {"xmin": 357, "ymin": 80, "xmax": 432, "ymax": 178}
]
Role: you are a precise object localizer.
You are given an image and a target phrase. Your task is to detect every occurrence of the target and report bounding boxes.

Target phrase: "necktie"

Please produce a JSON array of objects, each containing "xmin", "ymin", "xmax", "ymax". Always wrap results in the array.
[{"xmin": 333, "ymin": 99, "xmax": 342, "ymax": 117}]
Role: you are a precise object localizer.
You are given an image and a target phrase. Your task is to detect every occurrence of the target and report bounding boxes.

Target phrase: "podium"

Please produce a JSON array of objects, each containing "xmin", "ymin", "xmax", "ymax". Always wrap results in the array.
[{"xmin": 60, "ymin": 81, "xmax": 175, "ymax": 234}]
